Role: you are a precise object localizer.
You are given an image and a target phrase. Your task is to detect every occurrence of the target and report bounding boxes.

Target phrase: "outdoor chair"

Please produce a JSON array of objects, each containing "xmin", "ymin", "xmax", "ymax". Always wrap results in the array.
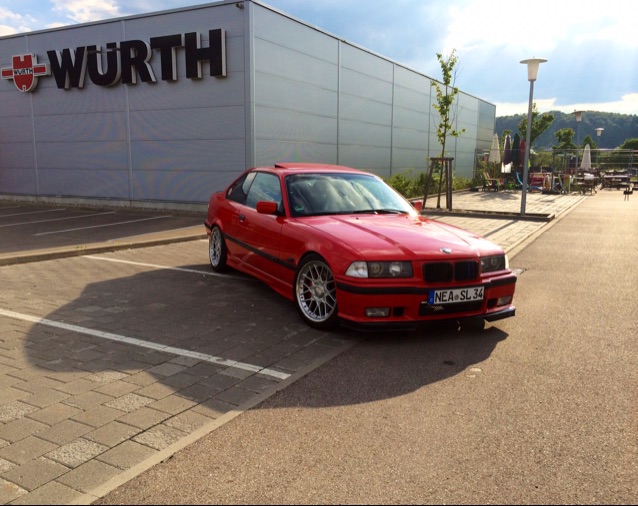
[
  {"xmin": 516, "ymin": 171, "xmax": 542, "ymax": 193},
  {"xmin": 482, "ymin": 171, "xmax": 501, "ymax": 192}
]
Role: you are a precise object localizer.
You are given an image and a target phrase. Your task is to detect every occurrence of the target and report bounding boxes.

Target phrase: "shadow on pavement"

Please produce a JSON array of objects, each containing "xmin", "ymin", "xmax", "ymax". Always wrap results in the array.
[{"xmin": 16, "ymin": 259, "xmax": 507, "ymax": 408}]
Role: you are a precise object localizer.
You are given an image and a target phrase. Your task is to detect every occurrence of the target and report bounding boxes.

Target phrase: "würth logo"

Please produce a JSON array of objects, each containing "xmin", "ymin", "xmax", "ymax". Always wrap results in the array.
[
  {"xmin": 1, "ymin": 54, "xmax": 50, "ymax": 92},
  {"xmin": 2, "ymin": 29, "xmax": 226, "ymax": 94}
]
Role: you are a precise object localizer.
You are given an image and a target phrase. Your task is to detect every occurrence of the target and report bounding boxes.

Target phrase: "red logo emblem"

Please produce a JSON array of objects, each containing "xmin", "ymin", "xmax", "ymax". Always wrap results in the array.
[{"xmin": 1, "ymin": 54, "xmax": 50, "ymax": 92}]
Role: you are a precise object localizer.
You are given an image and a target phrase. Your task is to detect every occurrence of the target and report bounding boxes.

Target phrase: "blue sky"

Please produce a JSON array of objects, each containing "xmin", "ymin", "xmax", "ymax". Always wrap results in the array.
[{"xmin": 1, "ymin": 0, "xmax": 637, "ymax": 117}]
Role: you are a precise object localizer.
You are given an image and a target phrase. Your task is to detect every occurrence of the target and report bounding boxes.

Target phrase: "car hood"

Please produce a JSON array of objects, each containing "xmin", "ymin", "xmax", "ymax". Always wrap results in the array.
[{"xmin": 305, "ymin": 214, "xmax": 502, "ymax": 259}]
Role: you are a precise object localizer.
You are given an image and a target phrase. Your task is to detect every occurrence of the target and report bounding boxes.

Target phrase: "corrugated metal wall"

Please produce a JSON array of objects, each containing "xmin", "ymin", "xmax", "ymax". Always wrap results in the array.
[{"xmin": 0, "ymin": 0, "xmax": 495, "ymax": 205}]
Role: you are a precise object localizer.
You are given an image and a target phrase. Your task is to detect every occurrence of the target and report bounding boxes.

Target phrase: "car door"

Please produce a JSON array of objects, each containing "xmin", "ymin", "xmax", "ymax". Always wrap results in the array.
[{"xmin": 232, "ymin": 171, "xmax": 285, "ymax": 280}]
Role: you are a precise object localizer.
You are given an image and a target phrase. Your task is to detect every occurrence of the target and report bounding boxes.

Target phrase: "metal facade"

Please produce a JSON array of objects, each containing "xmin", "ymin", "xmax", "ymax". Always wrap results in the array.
[{"xmin": 0, "ymin": 0, "xmax": 495, "ymax": 206}]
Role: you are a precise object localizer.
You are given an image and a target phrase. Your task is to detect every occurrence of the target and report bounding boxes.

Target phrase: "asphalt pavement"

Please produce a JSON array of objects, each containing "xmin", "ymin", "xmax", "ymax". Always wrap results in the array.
[
  {"xmin": 92, "ymin": 186, "xmax": 637, "ymax": 505},
  {"xmin": 0, "ymin": 188, "xmax": 600, "ymax": 505}
]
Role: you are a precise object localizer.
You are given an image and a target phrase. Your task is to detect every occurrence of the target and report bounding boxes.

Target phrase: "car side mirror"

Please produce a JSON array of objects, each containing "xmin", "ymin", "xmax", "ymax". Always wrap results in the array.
[{"xmin": 256, "ymin": 201, "xmax": 279, "ymax": 215}]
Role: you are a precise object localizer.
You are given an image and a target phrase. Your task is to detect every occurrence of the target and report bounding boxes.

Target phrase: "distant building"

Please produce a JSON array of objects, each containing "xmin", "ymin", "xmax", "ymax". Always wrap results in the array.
[{"xmin": 0, "ymin": 0, "xmax": 495, "ymax": 209}]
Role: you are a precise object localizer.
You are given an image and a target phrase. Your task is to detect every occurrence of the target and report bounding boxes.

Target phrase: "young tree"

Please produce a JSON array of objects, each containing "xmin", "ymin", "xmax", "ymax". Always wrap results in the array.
[
  {"xmin": 426, "ymin": 49, "xmax": 465, "ymax": 208},
  {"xmin": 517, "ymin": 103, "xmax": 554, "ymax": 147}
]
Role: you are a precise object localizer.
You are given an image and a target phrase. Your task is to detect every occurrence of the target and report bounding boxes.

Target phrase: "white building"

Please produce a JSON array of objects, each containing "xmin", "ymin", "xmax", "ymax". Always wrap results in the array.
[{"xmin": 0, "ymin": 0, "xmax": 495, "ymax": 210}]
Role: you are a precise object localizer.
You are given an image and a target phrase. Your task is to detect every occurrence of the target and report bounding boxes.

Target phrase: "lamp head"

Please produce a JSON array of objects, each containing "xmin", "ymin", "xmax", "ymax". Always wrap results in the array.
[
  {"xmin": 520, "ymin": 58, "xmax": 547, "ymax": 81},
  {"xmin": 573, "ymin": 110, "xmax": 585, "ymax": 122}
]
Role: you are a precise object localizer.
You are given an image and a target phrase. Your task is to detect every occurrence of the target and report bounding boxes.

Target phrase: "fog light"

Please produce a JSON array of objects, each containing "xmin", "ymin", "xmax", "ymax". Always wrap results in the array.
[
  {"xmin": 497, "ymin": 296, "xmax": 513, "ymax": 306},
  {"xmin": 366, "ymin": 307, "xmax": 390, "ymax": 318}
]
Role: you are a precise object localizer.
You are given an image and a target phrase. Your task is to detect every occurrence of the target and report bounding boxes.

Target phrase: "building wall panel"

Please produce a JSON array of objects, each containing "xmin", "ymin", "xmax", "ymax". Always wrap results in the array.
[{"xmin": 0, "ymin": 1, "xmax": 495, "ymax": 204}]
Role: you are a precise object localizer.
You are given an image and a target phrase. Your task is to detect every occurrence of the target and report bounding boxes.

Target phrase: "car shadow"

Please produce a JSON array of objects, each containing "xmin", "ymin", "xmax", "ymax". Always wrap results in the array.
[
  {"xmin": 16, "ymin": 259, "xmax": 506, "ymax": 409},
  {"xmin": 270, "ymin": 324, "xmax": 508, "ymax": 408}
]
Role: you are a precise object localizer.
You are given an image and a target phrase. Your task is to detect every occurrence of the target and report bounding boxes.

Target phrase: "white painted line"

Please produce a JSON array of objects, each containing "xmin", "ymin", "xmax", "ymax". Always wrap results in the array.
[
  {"xmin": 0, "ymin": 211, "xmax": 116, "ymax": 228},
  {"xmin": 84, "ymin": 255, "xmax": 228, "ymax": 278},
  {"xmin": 33, "ymin": 215, "xmax": 172, "ymax": 236},
  {"xmin": 0, "ymin": 208, "xmax": 67, "ymax": 218},
  {"xmin": 0, "ymin": 308, "xmax": 290, "ymax": 380}
]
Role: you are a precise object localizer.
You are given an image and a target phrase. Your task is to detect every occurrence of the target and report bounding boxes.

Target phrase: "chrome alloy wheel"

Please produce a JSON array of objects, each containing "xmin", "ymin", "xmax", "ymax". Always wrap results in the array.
[
  {"xmin": 208, "ymin": 225, "xmax": 227, "ymax": 272},
  {"xmin": 295, "ymin": 258, "xmax": 337, "ymax": 324}
]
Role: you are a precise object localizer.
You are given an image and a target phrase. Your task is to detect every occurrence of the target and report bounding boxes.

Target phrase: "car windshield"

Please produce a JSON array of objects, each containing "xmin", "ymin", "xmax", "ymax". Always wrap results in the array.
[{"xmin": 286, "ymin": 173, "xmax": 415, "ymax": 217}]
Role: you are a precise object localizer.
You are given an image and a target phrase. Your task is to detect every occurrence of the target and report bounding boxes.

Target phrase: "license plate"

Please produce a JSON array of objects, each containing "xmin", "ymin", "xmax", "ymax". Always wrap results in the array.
[{"xmin": 428, "ymin": 286, "xmax": 484, "ymax": 305}]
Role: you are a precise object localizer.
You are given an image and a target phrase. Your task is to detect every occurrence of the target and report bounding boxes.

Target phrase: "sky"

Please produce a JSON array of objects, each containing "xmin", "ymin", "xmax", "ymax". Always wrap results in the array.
[{"xmin": 1, "ymin": 0, "xmax": 637, "ymax": 117}]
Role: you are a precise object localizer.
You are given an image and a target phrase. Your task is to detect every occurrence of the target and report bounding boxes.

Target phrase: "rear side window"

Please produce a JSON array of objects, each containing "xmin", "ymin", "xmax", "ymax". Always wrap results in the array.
[{"xmin": 226, "ymin": 172, "xmax": 256, "ymax": 204}]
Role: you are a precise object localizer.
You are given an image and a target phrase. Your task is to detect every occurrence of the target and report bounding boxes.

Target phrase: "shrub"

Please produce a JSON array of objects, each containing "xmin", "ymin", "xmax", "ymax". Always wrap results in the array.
[{"xmin": 385, "ymin": 170, "xmax": 472, "ymax": 199}]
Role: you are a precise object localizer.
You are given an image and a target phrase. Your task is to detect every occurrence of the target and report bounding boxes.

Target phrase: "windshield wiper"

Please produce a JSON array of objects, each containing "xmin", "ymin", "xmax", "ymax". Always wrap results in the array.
[{"xmin": 369, "ymin": 209, "xmax": 408, "ymax": 214}]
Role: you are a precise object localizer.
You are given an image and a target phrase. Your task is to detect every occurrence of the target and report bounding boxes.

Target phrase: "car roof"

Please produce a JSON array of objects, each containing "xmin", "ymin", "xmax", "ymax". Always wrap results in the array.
[{"xmin": 253, "ymin": 163, "xmax": 369, "ymax": 176}]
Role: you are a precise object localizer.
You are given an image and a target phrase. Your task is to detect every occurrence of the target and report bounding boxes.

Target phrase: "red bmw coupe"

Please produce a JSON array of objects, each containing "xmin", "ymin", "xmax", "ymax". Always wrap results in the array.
[{"xmin": 205, "ymin": 163, "xmax": 516, "ymax": 331}]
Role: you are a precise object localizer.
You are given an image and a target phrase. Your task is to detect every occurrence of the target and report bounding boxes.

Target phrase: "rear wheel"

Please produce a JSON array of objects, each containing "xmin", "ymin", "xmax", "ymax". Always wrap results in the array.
[
  {"xmin": 294, "ymin": 254, "xmax": 339, "ymax": 330},
  {"xmin": 208, "ymin": 225, "xmax": 228, "ymax": 272}
]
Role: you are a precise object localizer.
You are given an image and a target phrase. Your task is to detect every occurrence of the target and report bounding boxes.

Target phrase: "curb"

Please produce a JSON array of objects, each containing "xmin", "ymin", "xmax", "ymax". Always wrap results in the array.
[
  {"xmin": 0, "ymin": 232, "xmax": 207, "ymax": 267},
  {"xmin": 421, "ymin": 209, "xmax": 554, "ymax": 222}
]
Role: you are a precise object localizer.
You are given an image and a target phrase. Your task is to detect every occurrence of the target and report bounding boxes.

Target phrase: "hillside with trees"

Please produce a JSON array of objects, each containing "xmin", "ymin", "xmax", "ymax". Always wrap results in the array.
[{"xmin": 495, "ymin": 111, "xmax": 638, "ymax": 150}]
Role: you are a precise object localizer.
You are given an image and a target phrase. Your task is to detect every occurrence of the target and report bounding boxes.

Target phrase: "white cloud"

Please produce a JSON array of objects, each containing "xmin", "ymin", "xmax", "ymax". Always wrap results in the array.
[
  {"xmin": 0, "ymin": 7, "xmax": 35, "ymax": 35},
  {"xmin": 444, "ymin": 0, "xmax": 638, "ymax": 55},
  {"xmin": 496, "ymin": 94, "xmax": 638, "ymax": 117},
  {"xmin": 50, "ymin": 0, "xmax": 122, "ymax": 24}
]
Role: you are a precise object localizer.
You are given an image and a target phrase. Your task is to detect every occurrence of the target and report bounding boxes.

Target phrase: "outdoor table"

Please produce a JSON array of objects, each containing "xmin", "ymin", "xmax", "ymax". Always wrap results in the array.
[{"xmin": 602, "ymin": 175, "xmax": 630, "ymax": 190}]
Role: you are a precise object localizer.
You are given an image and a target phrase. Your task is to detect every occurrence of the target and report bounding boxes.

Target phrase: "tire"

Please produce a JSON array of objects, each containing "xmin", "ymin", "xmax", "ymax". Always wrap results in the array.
[
  {"xmin": 208, "ymin": 225, "xmax": 228, "ymax": 272},
  {"xmin": 294, "ymin": 254, "xmax": 339, "ymax": 330}
]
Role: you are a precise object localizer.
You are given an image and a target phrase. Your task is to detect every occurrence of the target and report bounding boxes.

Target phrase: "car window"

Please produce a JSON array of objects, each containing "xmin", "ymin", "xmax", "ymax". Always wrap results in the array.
[
  {"xmin": 227, "ymin": 172, "xmax": 256, "ymax": 204},
  {"xmin": 245, "ymin": 172, "xmax": 283, "ymax": 210},
  {"xmin": 286, "ymin": 173, "xmax": 413, "ymax": 216}
]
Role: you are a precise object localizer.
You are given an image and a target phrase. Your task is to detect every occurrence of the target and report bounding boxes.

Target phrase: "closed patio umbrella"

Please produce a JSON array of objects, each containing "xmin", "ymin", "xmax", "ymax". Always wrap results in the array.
[
  {"xmin": 502, "ymin": 134, "xmax": 512, "ymax": 173},
  {"xmin": 503, "ymin": 134, "xmax": 511, "ymax": 164},
  {"xmin": 580, "ymin": 144, "xmax": 592, "ymax": 172},
  {"xmin": 511, "ymin": 133, "xmax": 521, "ymax": 168},
  {"xmin": 488, "ymin": 133, "xmax": 501, "ymax": 177}
]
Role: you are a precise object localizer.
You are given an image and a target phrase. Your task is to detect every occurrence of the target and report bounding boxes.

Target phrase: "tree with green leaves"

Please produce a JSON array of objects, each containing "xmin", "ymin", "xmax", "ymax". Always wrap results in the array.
[
  {"xmin": 554, "ymin": 128, "xmax": 576, "ymax": 149},
  {"xmin": 426, "ymin": 49, "xmax": 465, "ymax": 209},
  {"xmin": 619, "ymin": 138, "xmax": 638, "ymax": 150},
  {"xmin": 517, "ymin": 103, "xmax": 554, "ymax": 147},
  {"xmin": 582, "ymin": 134, "xmax": 597, "ymax": 149},
  {"xmin": 553, "ymin": 128, "xmax": 578, "ymax": 173}
]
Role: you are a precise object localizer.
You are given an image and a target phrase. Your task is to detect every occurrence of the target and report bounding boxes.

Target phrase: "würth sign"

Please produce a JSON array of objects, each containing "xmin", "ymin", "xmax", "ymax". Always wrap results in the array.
[{"xmin": 1, "ymin": 29, "xmax": 226, "ymax": 93}]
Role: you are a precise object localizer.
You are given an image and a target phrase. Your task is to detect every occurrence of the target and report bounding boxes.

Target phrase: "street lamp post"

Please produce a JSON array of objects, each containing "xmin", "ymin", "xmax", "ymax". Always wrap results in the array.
[
  {"xmin": 573, "ymin": 110, "xmax": 584, "ymax": 171},
  {"xmin": 520, "ymin": 58, "xmax": 547, "ymax": 216},
  {"xmin": 595, "ymin": 127, "xmax": 604, "ymax": 169}
]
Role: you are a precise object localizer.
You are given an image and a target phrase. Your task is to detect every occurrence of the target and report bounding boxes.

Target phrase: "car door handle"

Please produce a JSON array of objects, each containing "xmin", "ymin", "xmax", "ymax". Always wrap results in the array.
[{"xmin": 239, "ymin": 214, "xmax": 246, "ymax": 222}]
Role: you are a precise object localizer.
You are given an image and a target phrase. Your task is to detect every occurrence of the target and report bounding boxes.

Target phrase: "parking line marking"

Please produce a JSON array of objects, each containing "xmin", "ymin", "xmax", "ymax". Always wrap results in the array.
[
  {"xmin": 33, "ymin": 215, "xmax": 172, "ymax": 236},
  {"xmin": 0, "ymin": 208, "xmax": 67, "ymax": 219},
  {"xmin": 0, "ymin": 211, "xmax": 116, "ymax": 228},
  {"xmin": 0, "ymin": 308, "xmax": 290, "ymax": 380},
  {"xmin": 84, "ymin": 255, "xmax": 228, "ymax": 277}
]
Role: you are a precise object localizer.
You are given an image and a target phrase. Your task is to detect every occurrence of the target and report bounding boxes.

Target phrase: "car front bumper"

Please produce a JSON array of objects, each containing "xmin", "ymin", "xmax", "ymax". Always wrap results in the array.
[{"xmin": 335, "ymin": 273, "xmax": 517, "ymax": 331}]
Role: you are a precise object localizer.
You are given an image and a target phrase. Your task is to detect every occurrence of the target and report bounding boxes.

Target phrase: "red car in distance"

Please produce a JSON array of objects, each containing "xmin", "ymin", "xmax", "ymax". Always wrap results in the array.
[{"xmin": 205, "ymin": 163, "xmax": 516, "ymax": 331}]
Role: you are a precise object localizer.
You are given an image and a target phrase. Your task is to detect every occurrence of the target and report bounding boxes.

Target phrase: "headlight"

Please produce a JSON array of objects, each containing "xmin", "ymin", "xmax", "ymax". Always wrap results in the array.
[
  {"xmin": 480, "ymin": 254, "xmax": 507, "ymax": 273},
  {"xmin": 346, "ymin": 261, "xmax": 413, "ymax": 278}
]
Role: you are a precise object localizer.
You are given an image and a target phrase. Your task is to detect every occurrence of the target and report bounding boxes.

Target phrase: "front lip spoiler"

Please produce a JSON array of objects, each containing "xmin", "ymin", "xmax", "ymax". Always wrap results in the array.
[
  {"xmin": 484, "ymin": 306, "xmax": 516, "ymax": 322},
  {"xmin": 339, "ymin": 305, "xmax": 516, "ymax": 332}
]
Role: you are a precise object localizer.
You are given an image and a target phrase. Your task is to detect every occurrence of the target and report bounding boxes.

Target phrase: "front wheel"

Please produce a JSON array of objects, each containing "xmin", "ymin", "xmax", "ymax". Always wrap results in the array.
[
  {"xmin": 294, "ymin": 255, "xmax": 339, "ymax": 330},
  {"xmin": 208, "ymin": 225, "xmax": 228, "ymax": 272}
]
